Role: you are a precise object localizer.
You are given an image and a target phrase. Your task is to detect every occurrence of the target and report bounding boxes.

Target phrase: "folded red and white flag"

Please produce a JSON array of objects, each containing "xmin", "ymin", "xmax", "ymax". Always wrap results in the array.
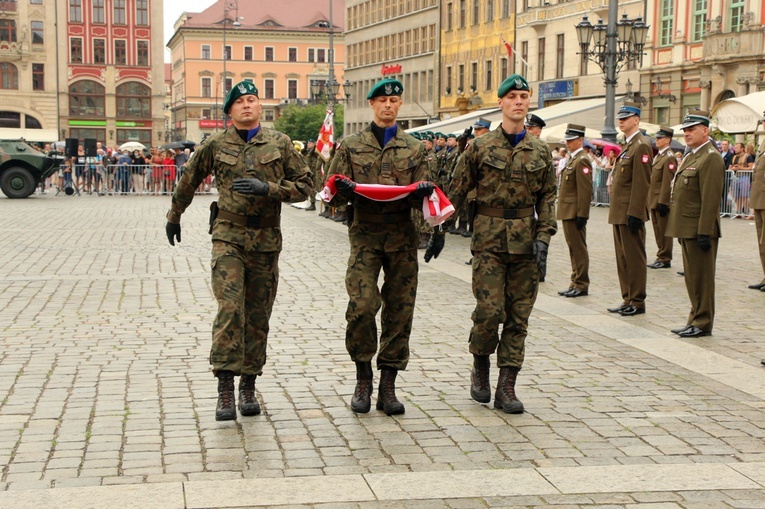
[{"xmin": 320, "ymin": 174, "xmax": 455, "ymax": 226}]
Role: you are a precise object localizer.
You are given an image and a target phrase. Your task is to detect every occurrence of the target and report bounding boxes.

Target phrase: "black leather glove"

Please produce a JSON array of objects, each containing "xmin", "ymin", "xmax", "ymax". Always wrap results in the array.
[
  {"xmin": 627, "ymin": 215, "xmax": 642, "ymax": 234},
  {"xmin": 457, "ymin": 127, "xmax": 472, "ymax": 152},
  {"xmin": 232, "ymin": 178, "xmax": 269, "ymax": 196},
  {"xmin": 335, "ymin": 177, "xmax": 356, "ymax": 200},
  {"xmin": 575, "ymin": 217, "xmax": 588, "ymax": 230},
  {"xmin": 166, "ymin": 222, "xmax": 181, "ymax": 246},
  {"xmin": 424, "ymin": 232, "xmax": 445, "ymax": 263},
  {"xmin": 698, "ymin": 234, "xmax": 711, "ymax": 252},
  {"xmin": 657, "ymin": 204, "xmax": 670, "ymax": 217},
  {"xmin": 532, "ymin": 239, "xmax": 548, "ymax": 282},
  {"xmin": 411, "ymin": 182, "xmax": 435, "ymax": 199}
]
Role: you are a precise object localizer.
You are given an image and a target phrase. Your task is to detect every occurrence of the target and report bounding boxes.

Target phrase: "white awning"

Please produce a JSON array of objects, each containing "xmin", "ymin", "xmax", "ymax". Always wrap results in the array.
[
  {"xmin": 0, "ymin": 128, "xmax": 59, "ymax": 143},
  {"xmin": 406, "ymin": 107, "xmax": 501, "ymax": 135},
  {"xmin": 710, "ymin": 91, "xmax": 765, "ymax": 134}
]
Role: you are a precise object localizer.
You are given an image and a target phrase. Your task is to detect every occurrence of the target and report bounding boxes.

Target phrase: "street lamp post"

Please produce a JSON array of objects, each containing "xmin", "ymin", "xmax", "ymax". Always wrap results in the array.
[
  {"xmin": 221, "ymin": 0, "xmax": 240, "ymax": 130},
  {"xmin": 575, "ymin": 1, "xmax": 649, "ymax": 142}
]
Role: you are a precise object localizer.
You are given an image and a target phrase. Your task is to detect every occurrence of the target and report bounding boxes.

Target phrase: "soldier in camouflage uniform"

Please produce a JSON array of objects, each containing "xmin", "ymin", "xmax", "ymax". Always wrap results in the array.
[
  {"xmin": 327, "ymin": 78, "xmax": 432, "ymax": 416},
  {"xmin": 165, "ymin": 81, "xmax": 312, "ymax": 421},
  {"xmin": 447, "ymin": 74, "xmax": 557, "ymax": 414},
  {"xmin": 303, "ymin": 139, "xmax": 319, "ymax": 211}
]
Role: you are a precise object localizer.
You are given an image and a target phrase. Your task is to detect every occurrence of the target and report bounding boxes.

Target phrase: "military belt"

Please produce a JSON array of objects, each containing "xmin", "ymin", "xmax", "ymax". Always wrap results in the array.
[
  {"xmin": 217, "ymin": 209, "xmax": 280, "ymax": 228},
  {"xmin": 353, "ymin": 210, "xmax": 411, "ymax": 224},
  {"xmin": 476, "ymin": 205, "xmax": 535, "ymax": 219}
]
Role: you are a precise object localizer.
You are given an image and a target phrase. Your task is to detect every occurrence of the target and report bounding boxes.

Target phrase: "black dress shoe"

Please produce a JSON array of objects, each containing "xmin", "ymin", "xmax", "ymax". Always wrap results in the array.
[
  {"xmin": 761, "ymin": 359, "xmax": 765, "ymax": 366},
  {"xmin": 607, "ymin": 304, "xmax": 628, "ymax": 313},
  {"xmin": 748, "ymin": 283, "xmax": 765, "ymax": 290},
  {"xmin": 565, "ymin": 289, "xmax": 588, "ymax": 298},
  {"xmin": 558, "ymin": 288, "xmax": 574, "ymax": 296},
  {"xmin": 677, "ymin": 326, "xmax": 710, "ymax": 338},
  {"xmin": 671, "ymin": 324, "xmax": 692, "ymax": 334},
  {"xmin": 619, "ymin": 306, "xmax": 645, "ymax": 316},
  {"xmin": 647, "ymin": 261, "xmax": 660, "ymax": 268},
  {"xmin": 651, "ymin": 261, "xmax": 671, "ymax": 269},
  {"xmin": 677, "ymin": 271, "xmax": 684, "ymax": 276}
]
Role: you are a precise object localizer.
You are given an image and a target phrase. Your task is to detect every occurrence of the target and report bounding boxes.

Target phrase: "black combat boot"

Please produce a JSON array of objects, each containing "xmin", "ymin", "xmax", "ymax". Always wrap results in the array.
[
  {"xmin": 376, "ymin": 367, "xmax": 405, "ymax": 415},
  {"xmin": 494, "ymin": 367, "xmax": 524, "ymax": 414},
  {"xmin": 215, "ymin": 371, "xmax": 237, "ymax": 421},
  {"xmin": 305, "ymin": 202, "xmax": 316, "ymax": 211},
  {"xmin": 238, "ymin": 374, "xmax": 261, "ymax": 416},
  {"xmin": 470, "ymin": 355, "xmax": 491, "ymax": 403},
  {"xmin": 350, "ymin": 361, "xmax": 373, "ymax": 413}
]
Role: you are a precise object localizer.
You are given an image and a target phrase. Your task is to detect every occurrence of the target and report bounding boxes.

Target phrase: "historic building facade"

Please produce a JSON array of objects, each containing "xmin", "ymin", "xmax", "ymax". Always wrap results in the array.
[
  {"xmin": 343, "ymin": 0, "xmax": 439, "ymax": 135},
  {"xmin": 167, "ymin": 0, "xmax": 345, "ymax": 142}
]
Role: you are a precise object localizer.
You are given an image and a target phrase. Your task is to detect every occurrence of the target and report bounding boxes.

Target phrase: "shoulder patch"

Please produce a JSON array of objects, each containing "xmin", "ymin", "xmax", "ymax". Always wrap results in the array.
[
  {"xmin": 668, "ymin": 163, "xmax": 675, "ymax": 171},
  {"xmin": 642, "ymin": 154, "xmax": 650, "ymax": 163}
]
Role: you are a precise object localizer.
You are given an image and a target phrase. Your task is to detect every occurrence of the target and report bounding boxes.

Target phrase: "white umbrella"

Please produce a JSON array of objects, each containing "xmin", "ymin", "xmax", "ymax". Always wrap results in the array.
[{"xmin": 119, "ymin": 141, "xmax": 146, "ymax": 152}]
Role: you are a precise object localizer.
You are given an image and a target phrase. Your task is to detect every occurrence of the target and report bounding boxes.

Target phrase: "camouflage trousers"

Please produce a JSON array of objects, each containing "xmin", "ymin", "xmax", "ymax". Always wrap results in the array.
[
  {"xmin": 468, "ymin": 251, "xmax": 539, "ymax": 369},
  {"xmin": 210, "ymin": 240, "xmax": 279, "ymax": 377},
  {"xmin": 345, "ymin": 247, "xmax": 418, "ymax": 371}
]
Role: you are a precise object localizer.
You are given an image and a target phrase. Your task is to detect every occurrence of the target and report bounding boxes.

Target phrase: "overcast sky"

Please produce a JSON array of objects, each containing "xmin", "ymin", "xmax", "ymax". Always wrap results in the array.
[{"xmin": 164, "ymin": 0, "xmax": 217, "ymax": 62}]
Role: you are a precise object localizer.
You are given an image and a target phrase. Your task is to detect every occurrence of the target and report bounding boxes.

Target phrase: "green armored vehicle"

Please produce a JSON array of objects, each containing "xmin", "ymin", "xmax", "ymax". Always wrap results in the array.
[{"xmin": 0, "ymin": 140, "xmax": 63, "ymax": 198}]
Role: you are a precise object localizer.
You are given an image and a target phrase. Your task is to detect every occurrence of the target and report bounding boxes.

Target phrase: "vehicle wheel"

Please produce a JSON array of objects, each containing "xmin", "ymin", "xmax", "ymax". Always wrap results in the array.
[{"xmin": 0, "ymin": 167, "xmax": 36, "ymax": 199}]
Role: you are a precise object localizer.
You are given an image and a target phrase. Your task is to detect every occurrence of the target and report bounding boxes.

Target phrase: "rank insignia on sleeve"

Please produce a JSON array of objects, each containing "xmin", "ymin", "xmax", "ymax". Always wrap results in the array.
[{"xmin": 642, "ymin": 154, "xmax": 650, "ymax": 163}]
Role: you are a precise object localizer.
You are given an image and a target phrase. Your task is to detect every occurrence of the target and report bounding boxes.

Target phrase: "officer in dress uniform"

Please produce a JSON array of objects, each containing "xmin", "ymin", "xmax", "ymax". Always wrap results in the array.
[
  {"xmin": 556, "ymin": 124, "xmax": 592, "ymax": 298},
  {"xmin": 606, "ymin": 101, "xmax": 652, "ymax": 316},
  {"xmin": 327, "ymin": 78, "xmax": 433, "ymax": 416},
  {"xmin": 165, "ymin": 81, "xmax": 313, "ymax": 421},
  {"xmin": 647, "ymin": 126, "xmax": 677, "ymax": 269},
  {"xmin": 747, "ymin": 112, "xmax": 765, "ymax": 292},
  {"xmin": 446, "ymin": 74, "xmax": 557, "ymax": 414},
  {"xmin": 666, "ymin": 110, "xmax": 724, "ymax": 338},
  {"xmin": 524, "ymin": 114, "xmax": 547, "ymax": 139}
]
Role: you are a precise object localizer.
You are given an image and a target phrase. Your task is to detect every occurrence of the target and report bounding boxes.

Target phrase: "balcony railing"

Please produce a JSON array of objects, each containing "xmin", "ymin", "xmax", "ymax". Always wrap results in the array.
[{"xmin": 703, "ymin": 29, "xmax": 764, "ymax": 61}]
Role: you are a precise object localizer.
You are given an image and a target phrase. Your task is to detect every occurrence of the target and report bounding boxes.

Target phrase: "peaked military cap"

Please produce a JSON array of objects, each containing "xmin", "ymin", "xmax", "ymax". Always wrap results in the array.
[
  {"xmin": 497, "ymin": 74, "xmax": 530, "ymax": 98},
  {"xmin": 616, "ymin": 101, "xmax": 642, "ymax": 119},
  {"xmin": 223, "ymin": 80, "xmax": 259, "ymax": 114},
  {"xmin": 367, "ymin": 78, "xmax": 404, "ymax": 99},
  {"xmin": 562, "ymin": 124, "xmax": 586, "ymax": 141},
  {"xmin": 472, "ymin": 117, "xmax": 491, "ymax": 130},
  {"xmin": 524, "ymin": 113, "xmax": 546, "ymax": 128},
  {"xmin": 655, "ymin": 125, "xmax": 674, "ymax": 138},
  {"xmin": 680, "ymin": 110, "xmax": 711, "ymax": 130}
]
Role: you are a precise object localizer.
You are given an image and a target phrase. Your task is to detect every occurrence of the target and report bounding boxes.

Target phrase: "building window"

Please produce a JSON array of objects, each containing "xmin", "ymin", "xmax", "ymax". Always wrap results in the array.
[
  {"xmin": 288, "ymin": 80, "xmax": 297, "ymax": 99},
  {"xmin": 0, "ymin": 63, "xmax": 18, "ymax": 90},
  {"xmin": 459, "ymin": 0, "xmax": 466, "ymax": 28},
  {"xmin": 521, "ymin": 41, "xmax": 528, "ymax": 77},
  {"xmin": 288, "ymin": 47, "xmax": 297, "ymax": 62},
  {"xmin": 308, "ymin": 48, "xmax": 315, "ymax": 62},
  {"xmin": 69, "ymin": 0, "xmax": 82, "ymax": 22},
  {"xmin": 537, "ymin": 37, "xmax": 545, "ymax": 82},
  {"xmin": 115, "ymin": 40, "xmax": 127, "ymax": 65},
  {"xmin": 264, "ymin": 79, "xmax": 274, "ymax": 99},
  {"xmin": 472, "ymin": 0, "xmax": 479, "ymax": 25},
  {"xmin": 730, "ymin": 0, "xmax": 744, "ymax": 32},
  {"xmin": 691, "ymin": 0, "xmax": 707, "ymax": 42},
  {"xmin": 244, "ymin": 46, "xmax": 253, "ymax": 60},
  {"xmin": 137, "ymin": 40, "xmax": 149, "ymax": 66},
  {"xmin": 116, "ymin": 82, "xmax": 151, "ymax": 118},
  {"xmin": 31, "ymin": 21, "xmax": 43, "ymax": 44},
  {"xmin": 113, "ymin": 0, "xmax": 126, "ymax": 24},
  {"xmin": 317, "ymin": 49, "xmax": 326, "ymax": 62},
  {"xmin": 500, "ymin": 57, "xmax": 508, "ymax": 82},
  {"xmin": 31, "ymin": 0, "xmax": 43, "ymax": 4},
  {"xmin": 0, "ymin": 19, "xmax": 16, "ymax": 42},
  {"xmin": 26, "ymin": 115, "xmax": 42, "ymax": 129},
  {"xmin": 92, "ymin": 0, "xmax": 105, "ymax": 23},
  {"xmin": 486, "ymin": 0, "xmax": 493, "ymax": 22},
  {"xmin": 69, "ymin": 80, "xmax": 105, "ymax": 117},
  {"xmin": 445, "ymin": 65, "xmax": 452, "ymax": 93},
  {"xmin": 470, "ymin": 62, "xmax": 477, "ymax": 91},
  {"xmin": 501, "ymin": 0, "xmax": 510, "ymax": 18},
  {"xmin": 70, "ymin": 37, "xmax": 83, "ymax": 63},
  {"xmin": 556, "ymin": 34, "xmax": 564, "ymax": 79},
  {"xmin": 265, "ymin": 47, "xmax": 274, "ymax": 61},
  {"xmin": 32, "ymin": 63, "xmax": 44, "ymax": 91},
  {"xmin": 224, "ymin": 77, "xmax": 232, "ymax": 95},
  {"xmin": 264, "ymin": 109, "xmax": 275, "ymax": 122},
  {"xmin": 224, "ymin": 45, "xmax": 231, "ymax": 60},
  {"xmin": 654, "ymin": 106, "xmax": 669, "ymax": 126},
  {"xmin": 458, "ymin": 64, "xmax": 464, "ymax": 93},
  {"xmin": 484, "ymin": 60, "xmax": 492, "ymax": 91},
  {"xmin": 201, "ymin": 44, "xmax": 210, "ymax": 59},
  {"xmin": 201, "ymin": 77, "xmax": 211, "ymax": 98},
  {"xmin": 446, "ymin": 2, "xmax": 453, "ymax": 31},
  {"xmin": 116, "ymin": 129, "xmax": 150, "ymax": 146},
  {"xmin": 659, "ymin": 0, "xmax": 673, "ymax": 46},
  {"xmin": 93, "ymin": 39, "xmax": 105, "ymax": 64},
  {"xmin": 136, "ymin": 0, "xmax": 148, "ymax": 26},
  {"xmin": 0, "ymin": 111, "xmax": 20, "ymax": 128}
]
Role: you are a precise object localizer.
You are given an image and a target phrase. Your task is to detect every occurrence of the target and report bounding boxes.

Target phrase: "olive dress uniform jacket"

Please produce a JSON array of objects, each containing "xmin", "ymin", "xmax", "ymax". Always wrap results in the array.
[
  {"xmin": 609, "ymin": 131, "xmax": 652, "ymax": 224},
  {"xmin": 751, "ymin": 140, "xmax": 765, "ymax": 210},
  {"xmin": 557, "ymin": 149, "xmax": 593, "ymax": 220},
  {"xmin": 648, "ymin": 149, "xmax": 676, "ymax": 210}
]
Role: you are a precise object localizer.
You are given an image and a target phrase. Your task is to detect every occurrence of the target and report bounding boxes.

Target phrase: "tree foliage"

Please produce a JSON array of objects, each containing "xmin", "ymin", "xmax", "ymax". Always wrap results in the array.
[{"xmin": 273, "ymin": 103, "xmax": 344, "ymax": 142}]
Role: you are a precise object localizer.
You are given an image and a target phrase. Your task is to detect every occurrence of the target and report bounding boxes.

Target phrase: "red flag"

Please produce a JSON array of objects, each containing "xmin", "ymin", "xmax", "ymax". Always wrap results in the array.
[
  {"xmin": 503, "ymin": 39, "xmax": 513, "ymax": 58},
  {"xmin": 316, "ymin": 110, "xmax": 334, "ymax": 162}
]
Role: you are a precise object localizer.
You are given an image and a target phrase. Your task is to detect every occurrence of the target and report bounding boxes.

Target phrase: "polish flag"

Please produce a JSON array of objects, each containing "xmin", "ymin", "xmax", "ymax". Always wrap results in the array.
[
  {"xmin": 502, "ymin": 37, "xmax": 529, "ymax": 67},
  {"xmin": 320, "ymin": 174, "xmax": 455, "ymax": 227},
  {"xmin": 316, "ymin": 110, "xmax": 334, "ymax": 162}
]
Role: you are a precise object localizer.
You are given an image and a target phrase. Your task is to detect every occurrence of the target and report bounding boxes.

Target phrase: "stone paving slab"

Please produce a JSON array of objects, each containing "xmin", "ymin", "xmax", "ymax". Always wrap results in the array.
[{"xmin": 0, "ymin": 482, "xmax": 185, "ymax": 508}]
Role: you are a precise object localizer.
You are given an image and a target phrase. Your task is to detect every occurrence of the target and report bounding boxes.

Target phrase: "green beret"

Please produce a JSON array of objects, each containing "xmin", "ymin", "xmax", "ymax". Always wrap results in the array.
[
  {"xmin": 223, "ymin": 81, "xmax": 259, "ymax": 114},
  {"xmin": 497, "ymin": 74, "xmax": 530, "ymax": 98},
  {"xmin": 367, "ymin": 78, "xmax": 404, "ymax": 100},
  {"xmin": 307, "ymin": 138, "xmax": 315, "ymax": 143},
  {"xmin": 436, "ymin": 133, "xmax": 446, "ymax": 140}
]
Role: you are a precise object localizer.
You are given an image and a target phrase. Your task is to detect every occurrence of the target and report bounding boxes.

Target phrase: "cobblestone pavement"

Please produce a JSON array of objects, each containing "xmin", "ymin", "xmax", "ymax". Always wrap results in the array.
[{"xmin": 1, "ymin": 193, "xmax": 764, "ymax": 508}]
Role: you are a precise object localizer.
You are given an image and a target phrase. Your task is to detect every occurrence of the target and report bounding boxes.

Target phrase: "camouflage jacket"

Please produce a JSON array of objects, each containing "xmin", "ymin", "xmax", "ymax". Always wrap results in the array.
[
  {"xmin": 449, "ymin": 127, "xmax": 557, "ymax": 254},
  {"xmin": 328, "ymin": 124, "xmax": 429, "ymax": 251},
  {"xmin": 167, "ymin": 126, "xmax": 312, "ymax": 251}
]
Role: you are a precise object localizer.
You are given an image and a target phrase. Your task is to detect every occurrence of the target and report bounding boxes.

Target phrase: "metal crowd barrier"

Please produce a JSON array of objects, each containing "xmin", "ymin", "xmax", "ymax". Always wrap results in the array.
[
  {"xmin": 721, "ymin": 169, "xmax": 753, "ymax": 218},
  {"xmin": 48, "ymin": 164, "xmax": 215, "ymax": 195},
  {"xmin": 591, "ymin": 168, "xmax": 611, "ymax": 207}
]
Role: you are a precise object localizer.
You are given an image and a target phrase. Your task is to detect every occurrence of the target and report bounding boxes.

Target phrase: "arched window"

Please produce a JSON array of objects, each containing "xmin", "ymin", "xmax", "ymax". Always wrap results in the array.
[
  {"xmin": 69, "ymin": 80, "xmax": 105, "ymax": 117},
  {"xmin": 116, "ymin": 81, "xmax": 151, "ymax": 117},
  {"xmin": 0, "ymin": 19, "xmax": 16, "ymax": 43},
  {"xmin": 0, "ymin": 63, "xmax": 18, "ymax": 89}
]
